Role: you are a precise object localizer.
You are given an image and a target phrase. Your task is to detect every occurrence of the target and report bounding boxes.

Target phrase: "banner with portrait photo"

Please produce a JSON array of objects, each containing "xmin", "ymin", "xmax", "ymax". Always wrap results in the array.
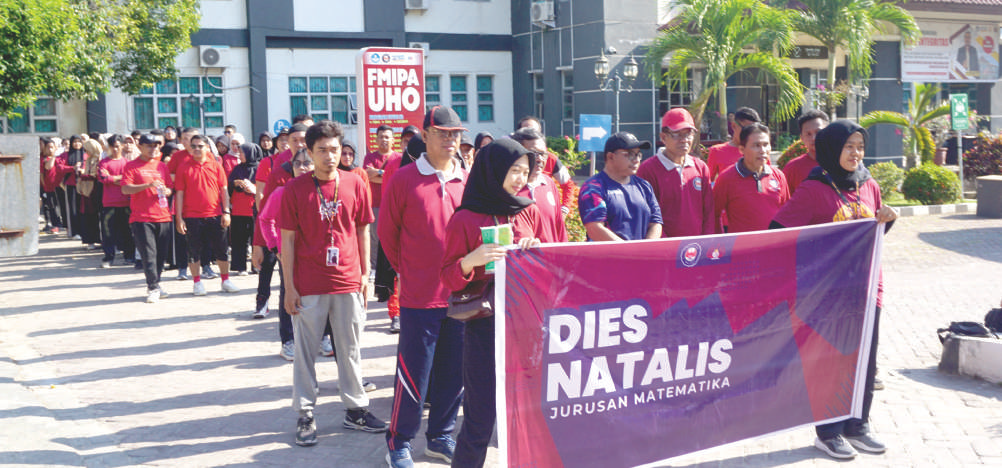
[
  {"xmin": 902, "ymin": 21, "xmax": 999, "ymax": 82},
  {"xmin": 497, "ymin": 219, "xmax": 883, "ymax": 468}
]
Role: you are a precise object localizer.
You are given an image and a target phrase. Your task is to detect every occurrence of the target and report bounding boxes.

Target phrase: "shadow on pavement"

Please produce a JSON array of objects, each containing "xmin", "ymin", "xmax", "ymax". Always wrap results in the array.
[
  {"xmin": 897, "ymin": 365, "xmax": 1002, "ymax": 399},
  {"xmin": 27, "ymin": 311, "xmax": 240, "ymax": 337},
  {"xmin": 917, "ymin": 226, "xmax": 1002, "ymax": 263},
  {"xmin": 657, "ymin": 446, "xmax": 823, "ymax": 467}
]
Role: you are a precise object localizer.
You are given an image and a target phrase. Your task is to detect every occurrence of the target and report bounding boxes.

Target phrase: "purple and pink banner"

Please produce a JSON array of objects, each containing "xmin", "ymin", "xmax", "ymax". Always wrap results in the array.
[{"xmin": 497, "ymin": 219, "xmax": 882, "ymax": 467}]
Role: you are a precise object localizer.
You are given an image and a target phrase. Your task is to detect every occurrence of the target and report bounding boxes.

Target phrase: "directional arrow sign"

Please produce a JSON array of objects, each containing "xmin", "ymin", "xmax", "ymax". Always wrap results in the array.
[{"xmin": 579, "ymin": 114, "xmax": 612, "ymax": 152}]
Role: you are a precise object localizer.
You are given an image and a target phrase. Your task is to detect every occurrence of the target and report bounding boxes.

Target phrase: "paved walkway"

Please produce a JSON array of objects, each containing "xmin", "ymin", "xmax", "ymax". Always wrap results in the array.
[{"xmin": 1, "ymin": 213, "xmax": 1001, "ymax": 467}]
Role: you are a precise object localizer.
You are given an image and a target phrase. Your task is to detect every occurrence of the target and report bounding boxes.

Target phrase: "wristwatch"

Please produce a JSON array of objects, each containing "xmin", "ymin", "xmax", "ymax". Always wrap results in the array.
[{"xmin": 222, "ymin": 210, "xmax": 231, "ymax": 214}]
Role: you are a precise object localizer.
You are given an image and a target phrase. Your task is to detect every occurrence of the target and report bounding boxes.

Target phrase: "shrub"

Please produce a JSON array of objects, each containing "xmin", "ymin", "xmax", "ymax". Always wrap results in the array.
[
  {"xmin": 961, "ymin": 133, "xmax": 1002, "ymax": 181},
  {"xmin": 776, "ymin": 139, "xmax": 807, "ymax": 169},
  {"xmin": 561, "ymin": 183, "xmax": 586, "ymax": 242},
  {"xmin": 868, "ymin": 162, "xmax": 905, "ymax": 200},
  {"xmin": 900, "ymin": 163, "xmax": 961, "ymax": 205}
]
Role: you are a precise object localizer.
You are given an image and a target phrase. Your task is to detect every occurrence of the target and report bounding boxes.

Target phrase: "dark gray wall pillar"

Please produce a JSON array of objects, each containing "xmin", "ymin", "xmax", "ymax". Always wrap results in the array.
[{"xmin": 864, "ymin": 41, "xmax": 903, "ymax": 158}]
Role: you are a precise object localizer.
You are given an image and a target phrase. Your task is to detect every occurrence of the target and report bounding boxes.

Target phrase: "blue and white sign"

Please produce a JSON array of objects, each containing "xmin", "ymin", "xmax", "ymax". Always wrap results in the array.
[
  {"xmin": 579, "ymin": 114, "xmax": 612, "ymax": 152},
  {"xmin": 273, "ymin": 119, "xmax": 291, "ymax": 135}
]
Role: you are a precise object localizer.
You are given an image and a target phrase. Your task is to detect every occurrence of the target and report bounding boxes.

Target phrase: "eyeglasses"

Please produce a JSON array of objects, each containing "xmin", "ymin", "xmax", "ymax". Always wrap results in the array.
[
  {"xmin": 292, "ymin": 160, "xmax": 313, "ymax": 168},
  {"xmin": 666, "ymin": 129, "xmax": 696, "ymax": 140},
  {"xmin": 615, "ymin": 150, "xmax": 643, "ymax": 160},
  {"xmin": 430, "ymin": 128, "xmax": 462, "ymax": 139}
]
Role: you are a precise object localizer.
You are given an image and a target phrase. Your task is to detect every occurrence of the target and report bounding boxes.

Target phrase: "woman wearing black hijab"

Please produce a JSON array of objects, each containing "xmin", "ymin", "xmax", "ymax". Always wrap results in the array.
[
  {"xmin": 54, "ymin": 135, "xmax": 86, "ymax": 239},
  {"xmin": 440, "ymin": 139, "xmax": 545, "ymax": 467},
  {"xmin": 772, "ymin": 120, "xmax": 898, "ymax": 460},
  {"xmin": 228, "ymin": 143, "xmax": 263, "ymax": 275},
  {"xmin": 473, "ymin": 131, "xmax": 493, "ymax": 150}
]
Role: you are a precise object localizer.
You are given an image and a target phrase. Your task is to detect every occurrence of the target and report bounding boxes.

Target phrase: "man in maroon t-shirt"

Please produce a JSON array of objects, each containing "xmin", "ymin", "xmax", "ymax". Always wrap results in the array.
[
  {"xmin": 280, "ymin": 120, "xmax": 386, "ymax": 446},
  {"xmin": 783, "ymin": 109, "xmax": 830, "ymax": 194},
  {"xmin": 97, "ymin": 135, "xmax": 135, "ymax": 268},
  {"xmin": 175, "ymin": 135, "xmax": 239, "ymax": 296},
  {"xmin": 362, "ymin": 124, "xmax": 400, "ymax": 276},
  {"xmin": 713, "ymin": 123, "xmax": 790, "ymax": 233},
  {"xmin": 121, "ymin": 134, "xmax": 173, "ymax": 303}
]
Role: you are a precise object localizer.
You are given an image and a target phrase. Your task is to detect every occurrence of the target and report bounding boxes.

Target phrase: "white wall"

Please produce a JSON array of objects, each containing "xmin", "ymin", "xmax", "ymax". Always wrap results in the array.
[
  {"xmin": 405, "ymin": 0, "xmax": 511, "ymax": 35},
  {"xmin": 294, "ymin": 0, "xmax": 364, "ymax": 32},
  {"xmin": 265, "ymin": 48, "xmax": 362, "ymax": 138},
  {"xmin": 103, "ymin": 47, "xmax": 252, "ymax": 135},
  {"xmin": 424, "ymin": 50, "xmax": 514, "ymax": 137},
  {"xmin": 199, "ymin": 0, "xmax": 248, "ymax": 29}
]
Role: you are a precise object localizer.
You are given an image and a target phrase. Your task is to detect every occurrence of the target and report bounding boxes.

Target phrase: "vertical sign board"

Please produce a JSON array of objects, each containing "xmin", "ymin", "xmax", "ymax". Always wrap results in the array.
[
  {"xmin": 356, "ymin": 48, "xmax": 425, "ymax": 154},
  {"xmin": 950, "ymin": 93, "xmax": 970, "ymax": 131}
]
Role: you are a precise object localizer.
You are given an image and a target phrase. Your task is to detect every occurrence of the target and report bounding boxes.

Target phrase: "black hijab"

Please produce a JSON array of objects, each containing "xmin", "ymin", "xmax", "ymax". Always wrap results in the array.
[
  {"xmin": 807, "ymin": 119, "xmax": 871, "ymax": 191},
  {"xmin": 259, "ymin": 132, "xmax": 277, "ymax": 156},
  {"xmin": 239, "ymin": 143, "xmax": 263, "ymax": 168},
  {"xmin": 339, "ymin": 143, "xmax": 357, "ymax": 171},
  {"xmin": 474, "ymin": 132, "xmax": 494, "ymax": 149},
  {"xmin": 402, "ymin": 134, "xmax": 425, "ymax": 169},
  {"xmin": 458, "ymin": 138, "xmax": 536, "ymax": 216},
  {"xmin": 66, "ymin": 135, "xmax": 85, "ymax": 166}
]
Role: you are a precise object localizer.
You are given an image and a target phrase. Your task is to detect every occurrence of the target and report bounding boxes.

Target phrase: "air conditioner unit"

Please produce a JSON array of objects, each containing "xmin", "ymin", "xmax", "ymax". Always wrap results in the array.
[
  {"xmin": 405, "ymin": 0, "xmax": 429, "ymax": 11},
  {"xmin": 409, "ymin": 42, "xmax": 430, "ymax": 57},
  {"xmin": 531, "ymin": 1, "xmax": 555, "ymax": 24},
  {"xmin": 199, "ymin": 45, "xmax": 230, "ymax": 68}
]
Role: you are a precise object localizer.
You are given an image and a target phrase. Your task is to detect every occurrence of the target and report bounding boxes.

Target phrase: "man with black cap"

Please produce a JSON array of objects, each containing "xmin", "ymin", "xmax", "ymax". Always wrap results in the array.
[
  {"xmin": 379, "ymin": 106, "xmax": 467, "ymax": 467},
  {"xmin": 578, "ymin": 132, "xmax": 662, "ymax": 241},
  {"xmin": 400, "ymin": 125, "xmax": 419, "ymax": 151}
]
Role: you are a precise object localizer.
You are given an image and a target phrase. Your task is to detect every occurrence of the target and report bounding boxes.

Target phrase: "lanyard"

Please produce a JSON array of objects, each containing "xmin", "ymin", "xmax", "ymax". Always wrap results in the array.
[
  {"xmin": 823, "ymin": 170, "xmax": 862, "ymax": 220},
  {"xmin": 313, "ymin": 174, "xmax": 340, "ymax": 245}
]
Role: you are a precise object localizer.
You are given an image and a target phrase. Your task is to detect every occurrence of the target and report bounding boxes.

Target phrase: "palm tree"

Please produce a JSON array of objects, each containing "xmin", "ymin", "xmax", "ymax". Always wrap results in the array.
[
  {"xmin": 645, "ymin": 0, "xmax": 803, "ymax": 139},
  {"xmin": 787, "ymin": 0, "xmax": 920, "ymax": 117},
  {"xmin": 859, "ymin": 83, "xmax": 950, "ymax": 168}
]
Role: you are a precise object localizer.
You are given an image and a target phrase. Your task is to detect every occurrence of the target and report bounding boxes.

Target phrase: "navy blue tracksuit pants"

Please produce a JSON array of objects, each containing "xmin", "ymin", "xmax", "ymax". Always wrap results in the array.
[
  {"xmin": 451, "ymin": 315, "xmax": 494, "ymax": 467},
  {"xmin": 386, "ymin": 307, "xmax": 464, "ymax": 450}
]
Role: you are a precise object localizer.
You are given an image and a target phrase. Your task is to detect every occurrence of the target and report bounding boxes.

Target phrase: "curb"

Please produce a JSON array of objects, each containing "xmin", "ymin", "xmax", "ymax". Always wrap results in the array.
[{"xmin": 897, "ymin": 202, "xmax": 976, "ymax": 217}]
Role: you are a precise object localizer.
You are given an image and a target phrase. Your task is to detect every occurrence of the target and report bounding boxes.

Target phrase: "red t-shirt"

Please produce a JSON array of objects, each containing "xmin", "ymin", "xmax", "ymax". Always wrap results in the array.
[
  {"xmin": 232, "ymin": 189, "xmax": 255, "ymax": 217},
  {"xmin": 98, "ymin": 157, "xmax": 130, "ymax": 207},
  {"xmin": 636, "ymin": 152, "xmax": 714, "ymax": 238},
  {"xmin": 772, "ymin": 178, "xmax": 881, "ymax": 227},
  {"xmin": 167, "ymin": 150, "xmax": 191, "ymax": 175},
  {"xmin": 122, "ymin": 158, "xmax": 173, "ymax": 223},
  {"xmin": 540, "ymin": 152, "xmax": 576, "ymax": 210},
  {"xmin": 262, "ymin": 162, "xmax": 294, "ymax": 208},
  {"xmin": 440, "ymin": 206, "xmax": 544, "ymax": 294},
  {"xmin": 519, "ymin": 178, "xmax": 568, "ymax": 243},
  {"xmin": 363, "ymin": 150, "xmax": 400, "ymax": 208},
  {"xmin": 707, "ymin": 143, "xmax": 742, "ymax": 182},
  {"xmin": 222, "ymin": 154, "xmax": 239, "ymax": 177},
  {"xmin": 381, "ymin": 155, "xmax": 403, "ymax": 201},
  {"xmin": 54, "ymin": 152, "xmax": 77, "ymax": 186},
  {"xmin": 782, "ymin": 153, "xmax": 819, "ymax": 195},
  {"xmin": 256, "ymin": 149, "xmax": 293, "ymax": 184},
  {"xmin": 378, "ymin": 158, "xmax": 467, "ymax": 309},
  {"xmin": 175, "ymin": 157, "xmax": 227, "ymax": 218},
  {"xmin": 713, "ymin": 163, "xmax": 790, "ymax": 233},
  {"xmin": 278, "ymin": 170, "xmax": 374, "ymax": 296}
]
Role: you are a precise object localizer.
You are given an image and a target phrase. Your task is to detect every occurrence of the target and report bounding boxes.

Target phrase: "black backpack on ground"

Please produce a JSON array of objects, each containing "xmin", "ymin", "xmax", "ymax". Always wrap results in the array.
[
  {"xmin": 985, "ymin": 308, "xmax": 1002, "ymax": 334},
  {"xmin": 937, "ymin": 321, "xmax": 995, "ymax": 343}
]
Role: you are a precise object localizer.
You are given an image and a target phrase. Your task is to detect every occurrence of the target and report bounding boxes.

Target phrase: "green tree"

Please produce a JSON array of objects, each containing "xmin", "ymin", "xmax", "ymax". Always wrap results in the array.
[
  {"xmin": 0, "ymin": 0, "xmax": 199, "ymax": 117},
  {"xmin": 645, "ymin": 0, "xmax": 804, "ymax": 139},
  {"xmin": 859, "ymin": 83, "xmax": 949, "ymax": 168},
  {"xmin": 787, "ymin": 0, "xmax": 920, "ymax": 117}
]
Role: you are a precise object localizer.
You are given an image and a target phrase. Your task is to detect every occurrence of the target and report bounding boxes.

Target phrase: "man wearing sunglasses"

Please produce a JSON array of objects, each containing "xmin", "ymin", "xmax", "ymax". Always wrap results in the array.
[{"xmin": 121, "ymin": 134, "xmax": 173, "ymax": 303}]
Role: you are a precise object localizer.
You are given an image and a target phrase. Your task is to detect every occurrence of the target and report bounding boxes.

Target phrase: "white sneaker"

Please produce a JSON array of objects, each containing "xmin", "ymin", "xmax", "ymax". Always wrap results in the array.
[
  {"xmin": 252, "ymin": 304, "xmax": 269, "ymax": 319},
  {"xmin": 221, "ymin": 279, "xmax": 240, "ymax": 293},
  {"xmin": 320, "ymin": 336, "xmax": 335, "ymax": 357},
  {"xmin": 101, "ymin": 261, "xmax": 111, "ymax": 269},
  {"xmin": 280, "ymin": 341, "xmax": 295, "ymax": 361},
  {"xmin": 145, "ymin": 289, "xmax": 161, "ymax": 303},
  {"xmin": 237, "ymin": 270, "xmax": 249, "ymax": 276},
  {"xmin": 193, "ymin": 281, "xmax": 207, "ymax": 296},
  {"xmin": 157, "ymin": 286, "xmax": 169, "ymax": 299}
]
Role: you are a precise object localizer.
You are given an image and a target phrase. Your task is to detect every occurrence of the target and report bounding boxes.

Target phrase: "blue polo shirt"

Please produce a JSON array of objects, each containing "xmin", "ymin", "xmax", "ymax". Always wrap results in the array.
[{"xmin": 578, "ymin": 171, "xmax": 662, "ymax": 241}]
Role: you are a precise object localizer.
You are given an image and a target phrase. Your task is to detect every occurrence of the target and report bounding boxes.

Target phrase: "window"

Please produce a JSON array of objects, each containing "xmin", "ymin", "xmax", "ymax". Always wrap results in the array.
[
  {"xmin": 426, "ymin": 75, "xmax": 441, "ymax": 111},
  {"xmin": 533, "ymin": 72, "xmax": 544, "ymax": 122},
  {"xmin": 657, "ymin": 68, "xmax": 693, "ymax": 117},
  {"xmin": 133, "ymin": 77, "xmax": 224, "ymax": 131},
  {"xmin": 0, "ymin": 97, "xmax": 58, "ymax": 134},
  {"xmin": 561, "ymin": 71, "xmax": 574, "ymax": 121},
  {"xmin": 476, "ymin": 75, "xmax": 494, "ymax": 122},
  {"xmin": 450, "ymin": 75, "xmax": 469, "ymax": 122},
  {"xmin": 289, "ymin": 76, "xmax": 357, "ymax": 126}
]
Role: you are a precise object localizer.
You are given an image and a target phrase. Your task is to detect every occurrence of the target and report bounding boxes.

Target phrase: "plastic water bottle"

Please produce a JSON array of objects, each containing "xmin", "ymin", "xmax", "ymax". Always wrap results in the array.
[{"xmin": 156, "ymin": 185, "xmax": 168, "ymax": 208}]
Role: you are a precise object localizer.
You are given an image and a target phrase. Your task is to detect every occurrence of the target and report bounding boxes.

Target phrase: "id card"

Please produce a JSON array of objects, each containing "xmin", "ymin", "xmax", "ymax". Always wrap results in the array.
[{"xmin": 326, "ymin": 247, "xmax": 340, "ymax": 266}]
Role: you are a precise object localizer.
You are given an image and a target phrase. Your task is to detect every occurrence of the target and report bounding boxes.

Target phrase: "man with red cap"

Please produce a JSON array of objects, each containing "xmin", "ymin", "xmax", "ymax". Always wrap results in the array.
[
  {"xmin": 637, "ymin": 108, "xmax": 715, "ymax": 237},
  {"xmin": 379, "ymin": 105, "xmax": 467, "ymax": 467}
]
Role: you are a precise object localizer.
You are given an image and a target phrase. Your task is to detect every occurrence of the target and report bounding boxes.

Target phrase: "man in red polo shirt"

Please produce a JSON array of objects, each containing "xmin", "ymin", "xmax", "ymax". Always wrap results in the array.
[
  {"xmin": 783, "ymin": 109, "xmax": 829, "ymax": 194},
  {"xmin": 280, "ymin": 120, "xmax": 386, "ymax": 446},
  {"xmin": 175, "ymin": 135, "xmax": 239, "ymax": 296},
  {"xmin": 713, "ymin": 123, "xmax": 790, "ymax": 233},
  {"xmin": 380, "ymin": 106, "xmax": 467, "ymax": 467},
  {"xmin": 707, "ymin": 107, "xmax": 761, "ymax": 183},
  {"xmin": 363, "ymin": 124, "xmax": 400, "ymax": 277},
  {"xmin": 97, "ymin": 135, "xmax": 135, "ymax": 268},
  {"xmin": 121, "ymin": 134, "xmax": 173, "ymax": 303},
  {"xmin": 637, "ymin": 108, "xmax": 715, "ymax": 238}
]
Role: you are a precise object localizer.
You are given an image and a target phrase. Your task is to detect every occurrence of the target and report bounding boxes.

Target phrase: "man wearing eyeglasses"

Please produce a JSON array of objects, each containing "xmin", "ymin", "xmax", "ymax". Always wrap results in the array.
[
  {"xmin": 637, "ymin": 108, "xmax": 715, "ymax": 238},
  {"xmin": 174, "ymin": 134, "xmax": 240, "ymax": 296},
  {"xmin": 578, "ymin": 132, "xmax": 662, "ymax": 241},
  {"xmin": 379, "ymin": 105, "xmax": 467, "ymax": 467}
]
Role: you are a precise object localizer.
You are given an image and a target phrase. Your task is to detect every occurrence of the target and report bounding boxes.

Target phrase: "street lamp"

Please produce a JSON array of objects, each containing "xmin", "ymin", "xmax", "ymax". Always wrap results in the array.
[{"xmin": 594, "ymin": 48, "xmax": 639, "ymax": 133}]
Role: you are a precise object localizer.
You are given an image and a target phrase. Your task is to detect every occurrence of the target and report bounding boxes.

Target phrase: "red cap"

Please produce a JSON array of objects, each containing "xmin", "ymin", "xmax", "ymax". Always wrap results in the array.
[{"xmin": 661, "ymin": 108, "xmax": 696, "ymax": 132}]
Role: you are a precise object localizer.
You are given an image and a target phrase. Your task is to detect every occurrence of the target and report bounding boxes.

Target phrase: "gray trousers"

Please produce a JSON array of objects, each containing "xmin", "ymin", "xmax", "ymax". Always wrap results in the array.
[{"xmin": 292, "ymin": 292, "xmax": 368, "ymax": 416}]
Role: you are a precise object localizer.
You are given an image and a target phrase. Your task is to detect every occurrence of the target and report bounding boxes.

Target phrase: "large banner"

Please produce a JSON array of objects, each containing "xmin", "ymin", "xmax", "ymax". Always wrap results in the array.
[
  {"xmin": 356, "ymin": 47, "xmax": 425, "ymax": 154},
  {"xmin": 498, "ymin": 219, "xmax": 882, "ymax": 468},
  {"xmin": 902, "ymin": 21, "xmax": 999, "ymax": 82}
]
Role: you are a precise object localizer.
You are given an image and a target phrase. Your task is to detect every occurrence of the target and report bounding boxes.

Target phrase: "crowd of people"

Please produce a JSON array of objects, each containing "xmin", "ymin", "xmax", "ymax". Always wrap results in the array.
[{"xmin": 36, "ymin": 102, "xmax": 897, "ymax": 467}]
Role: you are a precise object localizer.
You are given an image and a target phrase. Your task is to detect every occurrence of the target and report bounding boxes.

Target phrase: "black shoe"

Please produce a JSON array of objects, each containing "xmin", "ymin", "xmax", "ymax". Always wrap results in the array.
[
  {"xmin": 389, "ymin": 316, "xmax": 401, "ymax": 334},
  {"xmin": 296, "ymin": 415, "xmax": 317, "ymax": 446},
  {"xmin": 134, "ymin": 260, "xmax": 143, "ymax": 270},
  {"xmin": 343, "ymin": 408, "xmax": 386, "ymax": 433},
  {"xmin": 846, "ymin": 433, "xmax": 886, "ymax": 454},
  {"xmin": 815, "ymin": 435, "xmax": 857, "ymax": 459}
]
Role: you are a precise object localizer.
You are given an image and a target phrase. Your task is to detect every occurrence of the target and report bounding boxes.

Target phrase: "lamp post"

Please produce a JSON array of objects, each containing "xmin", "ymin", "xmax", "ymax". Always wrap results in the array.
[{"xmin": 594, "ymin": 48, "xmax": 639, "ymax": 133}]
